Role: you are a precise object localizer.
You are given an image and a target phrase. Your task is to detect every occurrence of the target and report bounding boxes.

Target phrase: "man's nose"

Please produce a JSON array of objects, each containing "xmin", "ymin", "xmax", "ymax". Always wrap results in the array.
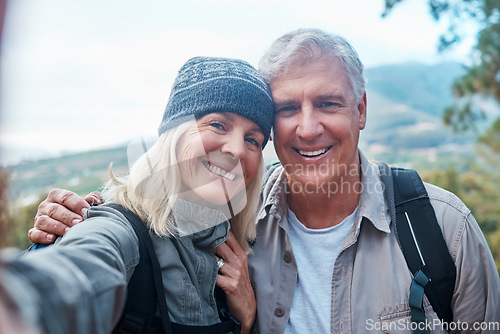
[{"xmin": 296, "ymin": 107, "xmax": 323, "ymax": 141}]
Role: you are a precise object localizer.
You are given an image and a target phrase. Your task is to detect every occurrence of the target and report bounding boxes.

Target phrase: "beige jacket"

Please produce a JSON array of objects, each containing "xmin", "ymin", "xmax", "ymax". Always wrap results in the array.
[{"xmin": 249, "ymin": 151, "xmax": 500, "ymax": 333}]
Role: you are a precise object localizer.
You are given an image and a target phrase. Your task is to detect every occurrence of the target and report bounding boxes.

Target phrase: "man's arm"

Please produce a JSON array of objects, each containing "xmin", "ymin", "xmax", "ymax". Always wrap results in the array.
[
  {"xmin": 452, "ymin": 212, "xmax": 500, "ymax": 330},
  {"xmin": 29, "ymin": 189, "xmax": 103, "ymax": 244}
]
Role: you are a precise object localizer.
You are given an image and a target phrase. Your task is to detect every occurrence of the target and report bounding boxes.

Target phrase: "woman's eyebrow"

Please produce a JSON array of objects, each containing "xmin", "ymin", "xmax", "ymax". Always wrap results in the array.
[
  {"xmin": 219, "ymin": 112, "xmax": 235, "ymax": 121},
  {"xmin": 250, "ymin": 127, "xmax": 263, "ymax": 135},
  {"xmin": 221, "ymin": 112, "xmax": 262, "ymax": 134}
]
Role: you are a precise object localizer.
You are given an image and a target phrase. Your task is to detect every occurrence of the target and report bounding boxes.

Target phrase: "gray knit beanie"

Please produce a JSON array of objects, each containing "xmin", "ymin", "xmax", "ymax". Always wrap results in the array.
[{"xmin": 158, "ymin": 56, "xmax": 275, "ymax": 148}]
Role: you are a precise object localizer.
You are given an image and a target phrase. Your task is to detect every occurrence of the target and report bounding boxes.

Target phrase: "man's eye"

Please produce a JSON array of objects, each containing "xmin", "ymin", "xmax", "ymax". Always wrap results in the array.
[
  {"xmin": 276, "ymin": 105, "xmax": 297, "ymax": 114},
  {"xmin": 318, "ymin": 102, "xmax": 340, "ymax": 108}
]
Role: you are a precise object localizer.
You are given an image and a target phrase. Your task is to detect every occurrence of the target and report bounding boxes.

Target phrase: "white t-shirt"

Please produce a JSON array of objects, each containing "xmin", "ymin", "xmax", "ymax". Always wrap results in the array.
[{"xmin": 284, "ymin": 207, "xmax": 357, "ymax": 334}]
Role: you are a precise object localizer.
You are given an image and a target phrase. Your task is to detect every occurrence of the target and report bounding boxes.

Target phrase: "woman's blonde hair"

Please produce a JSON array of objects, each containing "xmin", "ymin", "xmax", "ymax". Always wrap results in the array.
[{"xmin": 102, "ymin": 121, "xmax": 262, "ymax": 253}]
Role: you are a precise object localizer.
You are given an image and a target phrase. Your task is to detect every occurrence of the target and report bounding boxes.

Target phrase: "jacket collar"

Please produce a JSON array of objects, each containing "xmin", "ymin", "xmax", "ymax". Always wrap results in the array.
[
  {"xmin": 258, "ymin": 165, "xmax": 288, "ymax": 222},
  {"xmin": 172, "ymin": 199, "xmax": 230, "ymax": 248},
  {"xmin": 356, "ymin": 151, "xmax": 391, "ymax": 234}
]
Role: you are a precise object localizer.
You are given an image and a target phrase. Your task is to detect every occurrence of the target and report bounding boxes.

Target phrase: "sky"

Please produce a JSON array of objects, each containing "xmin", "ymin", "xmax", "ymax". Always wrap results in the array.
[{"xmin": 0, "ymin": 0, "xmax": 476, "ymax": 166}]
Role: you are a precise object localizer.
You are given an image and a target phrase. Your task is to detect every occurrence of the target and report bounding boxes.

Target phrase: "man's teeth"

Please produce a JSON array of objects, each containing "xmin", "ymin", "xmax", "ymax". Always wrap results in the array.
[
  {"xmin": 207, "ymin": 164, "xmax": 235, "ymax": 181},
  {"xmin": 299, "ymin": 148, "xmax": 328, "ymax": 157}
]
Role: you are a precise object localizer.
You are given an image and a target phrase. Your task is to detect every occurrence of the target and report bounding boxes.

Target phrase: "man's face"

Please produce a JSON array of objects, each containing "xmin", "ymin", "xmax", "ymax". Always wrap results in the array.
[{"xmin": 270, "ymin": 56, "xmax": 367, "ymax": 190}]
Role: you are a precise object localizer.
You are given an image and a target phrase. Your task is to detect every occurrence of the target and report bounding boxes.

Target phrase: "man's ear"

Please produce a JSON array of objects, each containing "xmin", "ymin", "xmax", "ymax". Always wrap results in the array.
[{"xmin": 358, "ymin": 92, "xmax": 367, "ymax": 130}]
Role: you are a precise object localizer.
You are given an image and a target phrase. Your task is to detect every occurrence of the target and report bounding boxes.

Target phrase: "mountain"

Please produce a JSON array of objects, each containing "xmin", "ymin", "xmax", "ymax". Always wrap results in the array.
[
  {"xmin": 4, "ymin": 62, "xmax": 490, "ymax": 207},
  {"xmin": 365, "ymin": 61, "xmax": 465, "ymax": 117},
  {"xmin": 5, "ymin": 146, "xmax": 130, "ymax": 207},
  {"xmin": 359, "ymin": 61, "xmax": 480, "ymax": 169}
]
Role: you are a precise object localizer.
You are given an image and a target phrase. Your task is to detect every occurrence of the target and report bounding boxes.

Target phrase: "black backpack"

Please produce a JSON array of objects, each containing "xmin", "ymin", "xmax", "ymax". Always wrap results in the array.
[
  {"xmin": 263, "ymin": 162, "xmax": 456, "ymax": 333},
  {"xmin": 108, "ymin": 204, "xmax": 240, "ymax": 334},
  {"xmin": 107, "ymin": 203, "xmax": 172, "ymax": 334},
  {"xmin": 377, "ymin": 163, "xmax": 456, "ymax": 333},
  {"xmin": 30, "ymin": 204, "xmax": 240, "ymax": 334}
]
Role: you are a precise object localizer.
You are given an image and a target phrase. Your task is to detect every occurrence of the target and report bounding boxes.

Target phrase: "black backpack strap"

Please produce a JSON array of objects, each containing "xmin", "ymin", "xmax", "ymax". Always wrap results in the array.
[
  {"xmin": 107, "ymin": 203, "xmax": 173, "ymax": 334},
  {"xmin": 377, "ymin": 163, "xmax": 456, "ymax": 327}
]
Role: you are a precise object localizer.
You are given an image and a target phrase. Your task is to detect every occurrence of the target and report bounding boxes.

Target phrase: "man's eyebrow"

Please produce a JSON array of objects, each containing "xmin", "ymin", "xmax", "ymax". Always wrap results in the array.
[
  {"xmin": 274, "ymin": 100, "xmax": 296, "ymax": 108},
  {"xmin": 317, "ymin": 94, "xmax": 347, "ymax": 102}
]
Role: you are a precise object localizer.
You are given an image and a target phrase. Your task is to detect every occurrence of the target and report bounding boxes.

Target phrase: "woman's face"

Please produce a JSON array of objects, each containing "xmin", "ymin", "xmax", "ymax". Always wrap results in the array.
[{"xmin": 177, "ymin": 112, "xmax": 264, "ymax": 206}]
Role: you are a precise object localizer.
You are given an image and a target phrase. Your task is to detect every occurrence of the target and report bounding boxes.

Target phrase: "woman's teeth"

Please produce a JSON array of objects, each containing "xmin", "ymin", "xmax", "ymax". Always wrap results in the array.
[
  {"xmin": 207, "ymin": 164, "xmax": 235, "ymax": 181},
  {"xmin": 299, "ymin": 148, "xmax": 328, "ymax": 157}
]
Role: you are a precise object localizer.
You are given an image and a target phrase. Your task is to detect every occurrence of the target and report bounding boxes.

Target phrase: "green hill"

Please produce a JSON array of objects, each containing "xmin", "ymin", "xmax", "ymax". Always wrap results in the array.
[
  {"xmin": 365, "ymin": 61, "xmax": 465, "ymax": 117},
  {"xmin": 6, "ymin": 146, "xmax": 130, "ymax": 207}
]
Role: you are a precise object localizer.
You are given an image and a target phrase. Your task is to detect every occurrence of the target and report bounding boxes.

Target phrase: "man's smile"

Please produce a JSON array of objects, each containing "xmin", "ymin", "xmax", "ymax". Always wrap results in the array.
[{"xmin": 294, "ymin": 146, "xmax": 333, "ymax": 158}]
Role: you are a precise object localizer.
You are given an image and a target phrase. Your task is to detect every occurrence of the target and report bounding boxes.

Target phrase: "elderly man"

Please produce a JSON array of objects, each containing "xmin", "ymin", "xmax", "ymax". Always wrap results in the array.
[{"xmin": 28, "ymin": 29, "xmax": 500, "ymax": 333}]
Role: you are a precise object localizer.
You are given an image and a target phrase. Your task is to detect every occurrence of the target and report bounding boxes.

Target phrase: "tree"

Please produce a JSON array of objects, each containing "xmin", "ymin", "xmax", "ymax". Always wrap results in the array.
[
  {"xmin": 422, "ymin": 162, "xmax": 500, "ymax": 273},
  {"xmin": 383, "ymin": 0, "xmax": 500, "ymax": 148},
  {"xmin": 384, "ymin": 0, "xmax": 500, "ymax": 272}
]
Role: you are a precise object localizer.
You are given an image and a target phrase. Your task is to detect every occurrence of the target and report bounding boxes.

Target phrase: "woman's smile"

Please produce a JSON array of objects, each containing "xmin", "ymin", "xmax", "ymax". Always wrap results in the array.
[{"xmin": 202, "ymin": 161, "xmax": 238, "ymax": 181}]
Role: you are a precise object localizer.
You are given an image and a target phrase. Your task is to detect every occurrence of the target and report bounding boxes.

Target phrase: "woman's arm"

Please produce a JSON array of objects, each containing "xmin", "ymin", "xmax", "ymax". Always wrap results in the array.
[
  {"xmin": 3, "ymin": 207, "xmax": 139, "ymax": 334},
  {"xmin": 214, "ymin": 232, "xmax": 256, "ymax": 334}
]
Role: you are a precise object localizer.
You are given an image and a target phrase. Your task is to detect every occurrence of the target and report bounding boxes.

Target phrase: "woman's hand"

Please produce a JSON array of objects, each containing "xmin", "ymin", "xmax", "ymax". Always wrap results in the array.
[
  {"xmin": 214, "ymin": 232, "xmax": 256, "ymax": 334},
  {"xmin": 29, "ymin": 189, "xmax": 103, "ymax": 244}
]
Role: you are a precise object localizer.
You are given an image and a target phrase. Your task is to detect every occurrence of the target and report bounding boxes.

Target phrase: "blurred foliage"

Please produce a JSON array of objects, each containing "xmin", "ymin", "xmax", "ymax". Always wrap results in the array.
[
  {"xmin": 4, "ymin": 194, "xmax": 46, "ymax": 250},
  {"xmin": 0, "ymin": 168, "xmax": 9, "ymax": 248},
  {"xmin": 1, "ymin": 166, "xmax": 43, "ymax": 249},
  {"xmin": 421, "ymin": 146, "xmax": 500, "ymax": 273},
  {"xmin": 2, "ymin": 146, "xmax": 130, "ymax": 250},
  {"xmin": 479, "ymin": 117, "xmax": 500, "ymax": 152}
]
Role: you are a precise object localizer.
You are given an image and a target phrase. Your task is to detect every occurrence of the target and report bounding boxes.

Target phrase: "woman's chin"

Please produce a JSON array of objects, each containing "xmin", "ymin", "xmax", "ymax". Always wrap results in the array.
[{"xmin": 186, "ymin": 182, "xmax": 245, "ymax": 208}]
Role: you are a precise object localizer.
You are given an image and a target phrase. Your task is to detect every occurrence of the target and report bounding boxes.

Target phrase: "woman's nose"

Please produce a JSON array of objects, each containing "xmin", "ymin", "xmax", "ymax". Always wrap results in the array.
[{"xmin": 221, "ymin": 135, "xmax": 246, "ymax": 160}]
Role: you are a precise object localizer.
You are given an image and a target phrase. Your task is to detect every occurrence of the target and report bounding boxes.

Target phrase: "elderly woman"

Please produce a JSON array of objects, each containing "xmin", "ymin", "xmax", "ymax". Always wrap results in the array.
[{"xmin": 0, "ymin": 56, "xmax": 275, "ymax": 334}]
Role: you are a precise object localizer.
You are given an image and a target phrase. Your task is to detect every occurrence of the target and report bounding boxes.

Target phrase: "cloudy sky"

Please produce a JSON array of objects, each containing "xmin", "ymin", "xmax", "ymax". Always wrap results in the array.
[{"xmin": 0, "ymin": 0, "xmax": 475, "ymax": 165}]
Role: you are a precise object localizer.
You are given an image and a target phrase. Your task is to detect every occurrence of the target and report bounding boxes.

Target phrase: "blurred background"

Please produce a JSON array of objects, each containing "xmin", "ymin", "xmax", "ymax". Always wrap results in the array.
[{"xmin": 0, "ymin": 0, "xmax": 499, "ymax": 272}]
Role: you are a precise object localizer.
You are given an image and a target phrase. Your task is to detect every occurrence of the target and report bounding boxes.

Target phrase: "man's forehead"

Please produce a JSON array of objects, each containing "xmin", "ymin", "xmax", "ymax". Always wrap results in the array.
[
  {"xmin": 271, "ymin": 57, "xmax": 344, "ymax": 82},
  {"xmin": 270, "ymin": 79, "xmax": 350, "ymax": 102}
]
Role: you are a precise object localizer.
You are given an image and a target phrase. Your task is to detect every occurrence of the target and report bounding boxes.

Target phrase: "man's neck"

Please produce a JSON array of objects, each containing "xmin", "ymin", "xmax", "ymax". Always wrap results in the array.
[{"xmin": 286, "ymin": 173, "xmax": 361, "ymax": 230}]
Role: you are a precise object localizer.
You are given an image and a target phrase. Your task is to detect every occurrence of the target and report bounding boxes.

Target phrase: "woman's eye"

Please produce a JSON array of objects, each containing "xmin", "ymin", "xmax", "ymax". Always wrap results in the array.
[
  {"xmin": 245, "ymin": 137, "xmax": 260, "ymax": 147},
  {"xmin": 209, "ymin": 121, "xmax": 225, "ymax": 130}
]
